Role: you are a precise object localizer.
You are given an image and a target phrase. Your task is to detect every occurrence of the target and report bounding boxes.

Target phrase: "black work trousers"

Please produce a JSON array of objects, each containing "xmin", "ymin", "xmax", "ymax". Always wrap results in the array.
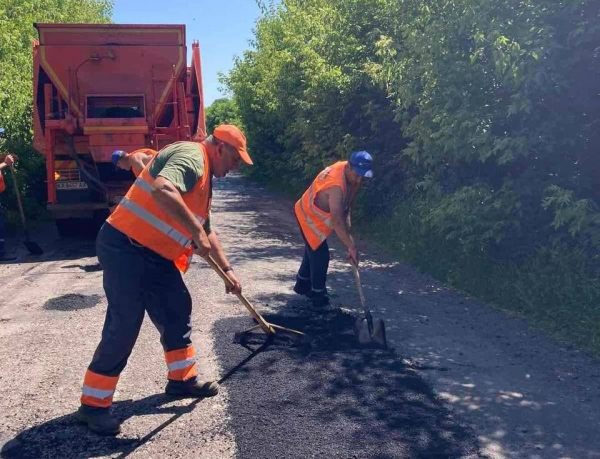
[
  {"xmin": 88, "ymin": 222, "xmax": 193, "ymax": 377},
  {"xmin": 0, "ymin": 211, "xmax": 5, "ymax": 255},
  {"xmin": 295, "ymin": 224, "xmax": 330, "ymax": 297}
]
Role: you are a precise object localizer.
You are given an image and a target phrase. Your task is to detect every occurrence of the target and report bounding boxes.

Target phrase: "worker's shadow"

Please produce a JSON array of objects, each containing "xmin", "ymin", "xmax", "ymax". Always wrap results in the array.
[
  {"xmin": 0, "ymin": 343, "xmax": 265, "ymax": 459},
  {"xmin": 0, "ymin": 394, "xmax": 193, "ymax": 459}
]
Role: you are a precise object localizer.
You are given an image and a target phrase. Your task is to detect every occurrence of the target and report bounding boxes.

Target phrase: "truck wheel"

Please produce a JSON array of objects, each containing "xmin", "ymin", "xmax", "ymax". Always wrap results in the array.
[
  {"xmin": 55, "ymin": 218, "xmax": 84, "ymax": 237},
  {"xmin": 56, "ymin": 212, "xmax": 109, "ymax": 238}
]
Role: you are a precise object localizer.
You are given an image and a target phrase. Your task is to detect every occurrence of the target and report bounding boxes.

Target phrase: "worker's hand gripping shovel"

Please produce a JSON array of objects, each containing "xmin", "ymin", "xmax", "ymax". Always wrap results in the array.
[
  {"xmin": 205, "ymin": 254, "xmax": 305, "ymax": 344},
  {"xmin": 351, "ymin": 262, "xmax": 387, "ymax": 349}
]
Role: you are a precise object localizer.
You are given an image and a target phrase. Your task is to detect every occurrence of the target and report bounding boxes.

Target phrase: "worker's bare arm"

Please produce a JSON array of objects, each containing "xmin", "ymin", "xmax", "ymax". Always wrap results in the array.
[
  {"xmin": 329, "ymin": 186, "xmax": 359, "ymax": 265},
  {"xmin": 151, "ymin": 176, "xmax": 211, "ymax": 256},
  {"xmin": 207, "ymin": 231, "xmax": 241, "ymax": 294},
  {"xmin": 129, "ymin": 152, "xmax": 153, "ymax": 175},
  {"xmin": 345, "ymin": 183, "xmax": 360, "ymax": 228}
]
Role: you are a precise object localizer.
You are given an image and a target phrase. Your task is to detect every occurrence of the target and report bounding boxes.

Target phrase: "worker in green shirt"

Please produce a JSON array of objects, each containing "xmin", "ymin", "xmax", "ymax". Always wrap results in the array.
[{"xmin": 77, "ymin": 125, "xmax": 252, "ymax": 436}]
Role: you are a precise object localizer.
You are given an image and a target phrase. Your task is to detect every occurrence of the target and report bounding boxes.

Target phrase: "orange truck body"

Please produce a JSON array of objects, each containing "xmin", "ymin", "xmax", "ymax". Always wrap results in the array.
[{"xmin": 32, "ymin": 23, "xmax": 206, "ymax": 232}]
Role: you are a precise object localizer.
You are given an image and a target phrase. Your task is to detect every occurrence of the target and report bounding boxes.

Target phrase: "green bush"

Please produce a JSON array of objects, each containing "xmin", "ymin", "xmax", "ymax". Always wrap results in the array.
[
  {"xmin": 206, "ymin": 98, "xmax": 244, "ymax": 134},
  {"xmin": 0, "ymin": 0, "xmax": 113, "ymax": 227},
  {"xmin": 225, "ymin": 0, "xmax": 600, "ymax": 352}
]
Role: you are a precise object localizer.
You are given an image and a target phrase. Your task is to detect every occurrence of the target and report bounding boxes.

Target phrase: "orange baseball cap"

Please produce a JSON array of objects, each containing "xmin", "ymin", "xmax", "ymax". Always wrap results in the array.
[{"xmin": 213, "ymin": 124, "xmax": 253, "ymax": 165}]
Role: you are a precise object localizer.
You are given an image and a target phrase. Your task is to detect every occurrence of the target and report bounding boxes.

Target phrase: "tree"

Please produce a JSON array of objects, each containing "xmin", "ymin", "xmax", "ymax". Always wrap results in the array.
[
  {"xmin": 205, "ymin": 98, "xmax": 242, "ymax": 133},
  {"xmin": 0, "ymin": 1, "xmax": 113, "ymax": 223},
  {"xmin": 224, "ymin": 0, "xmax": 600, "ymax": 349}
]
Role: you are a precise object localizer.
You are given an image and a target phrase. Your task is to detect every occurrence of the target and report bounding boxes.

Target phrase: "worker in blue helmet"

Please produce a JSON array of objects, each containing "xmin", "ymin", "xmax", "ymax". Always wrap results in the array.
[
  {"xmin": 111, "ymin": 148, "xmax": 157, "ymax": 177},
  {"xmin": 293, "ymin": 150, "xmax": 373, "ymax": 308}
]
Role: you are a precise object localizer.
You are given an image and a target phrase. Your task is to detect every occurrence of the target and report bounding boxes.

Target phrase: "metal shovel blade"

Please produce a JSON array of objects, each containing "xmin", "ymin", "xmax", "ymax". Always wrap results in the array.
[
  {"xmin": 356, "ymin": 317, "xmax": 373, "ymax": 345},
  {"xmin": 371, "ymin": 318, "xmax": 387, "ymax": 349},
  {"xmin": 351, "ymin": 264, "xmax": 387, "ymax": 348}
]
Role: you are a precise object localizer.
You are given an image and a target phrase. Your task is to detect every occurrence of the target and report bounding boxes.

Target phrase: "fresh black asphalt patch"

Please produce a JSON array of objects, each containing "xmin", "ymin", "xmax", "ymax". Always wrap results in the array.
[{"xmin": 214, "ymin": 307, "xmax": 480, "ymax": 459}]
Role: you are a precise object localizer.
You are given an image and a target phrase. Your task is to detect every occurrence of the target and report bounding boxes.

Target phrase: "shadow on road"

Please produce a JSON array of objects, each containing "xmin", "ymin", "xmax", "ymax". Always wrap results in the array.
[
  {"xmin": 0, "ymin": 394, "xmax": 195, "ymax": 459},
  {"xmin": 212, "ymin": 306, "xmax": 479, "ymax": 459},
  {"xmin": 0, "ymin": 342, "xmax": 268, "ymax": 459}
]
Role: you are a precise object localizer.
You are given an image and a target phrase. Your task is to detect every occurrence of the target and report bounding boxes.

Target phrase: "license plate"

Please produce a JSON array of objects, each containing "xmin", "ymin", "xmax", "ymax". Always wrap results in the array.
[{"xmin": 56, "ymin": 181, "xmax": 88, "ymax": 190}]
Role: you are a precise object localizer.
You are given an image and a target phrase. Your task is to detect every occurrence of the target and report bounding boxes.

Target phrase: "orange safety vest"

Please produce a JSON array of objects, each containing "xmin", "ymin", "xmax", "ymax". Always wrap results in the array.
[
  {"xmin": 295, "ymin": 161, "xmax": 348, "ymax": 250},
  {"xmin": 130, "ymin": 148, "xmax": 189, "ymax": 272},
  {"xmin": 107, "ymin": 142, "xmax": 211, "ymax": 273}
]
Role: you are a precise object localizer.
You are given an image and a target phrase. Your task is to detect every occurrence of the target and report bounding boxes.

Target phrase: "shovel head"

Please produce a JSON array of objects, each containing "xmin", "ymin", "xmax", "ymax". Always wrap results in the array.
[
  {"xmin": 355, "ymin": 317, "xmax": 373, "ymax": 345},
  {"xmin": 371, "ymin": 318, "xmax": 387, "ymax": 349},
  {"xmin": 355, "ymin": 316, "xmax": 388, "ymax": 349}
]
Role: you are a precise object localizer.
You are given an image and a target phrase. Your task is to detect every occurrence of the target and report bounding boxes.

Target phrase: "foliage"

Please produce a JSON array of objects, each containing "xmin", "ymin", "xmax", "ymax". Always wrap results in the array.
[
  {"xmin": 226, "ymin": 0, "xmax": 600, "ymax": 351},
  {"xmin": 205, "ymin": 98, "xmax": 243, "ymax": 133},
  {"xmin": 0, "ymin": 0, "xmax": 113, "ymax": 226},
  {"xmin": 543, "ymin": 185, "xmax": 600, "ymax": 248}
]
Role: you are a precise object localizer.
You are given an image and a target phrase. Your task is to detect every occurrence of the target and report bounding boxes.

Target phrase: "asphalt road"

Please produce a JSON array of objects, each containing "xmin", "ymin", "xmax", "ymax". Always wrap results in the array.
[{"xmin": 1, "ymin": 174, "xmax": 600, "ymax": 459}]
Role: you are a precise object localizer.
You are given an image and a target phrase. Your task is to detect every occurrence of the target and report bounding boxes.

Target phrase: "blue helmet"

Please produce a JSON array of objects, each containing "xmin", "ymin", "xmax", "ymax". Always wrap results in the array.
[
  {"xmin": 111, "ymin": 150, "xmax": 127, "ymax": 166},
  {"xmin": 349, "ymin": 151, "xmax": 373, "ymax": 178}
]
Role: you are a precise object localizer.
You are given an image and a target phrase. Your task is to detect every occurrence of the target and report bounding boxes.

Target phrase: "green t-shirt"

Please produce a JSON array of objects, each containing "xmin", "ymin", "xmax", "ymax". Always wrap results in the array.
[{"xmin": 148, "ymin": 141, "xmax": 211, "ymax": 234}]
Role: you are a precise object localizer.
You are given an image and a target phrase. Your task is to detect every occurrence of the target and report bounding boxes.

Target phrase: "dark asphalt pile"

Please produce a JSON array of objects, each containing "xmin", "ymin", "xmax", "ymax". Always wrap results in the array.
[
  {"xmin": 44, "ymin": 293, "xmax": 102, "ymax": 311},
  {"xmin": 214, "ymin": 307, "xmax": 479, "ymax": 459}
]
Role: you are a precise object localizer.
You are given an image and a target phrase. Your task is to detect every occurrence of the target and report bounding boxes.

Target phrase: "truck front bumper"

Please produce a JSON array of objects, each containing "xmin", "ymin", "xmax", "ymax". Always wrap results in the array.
[{"xmin": 47, "ymin": 203, "xmax": 110, "ymax": 219}]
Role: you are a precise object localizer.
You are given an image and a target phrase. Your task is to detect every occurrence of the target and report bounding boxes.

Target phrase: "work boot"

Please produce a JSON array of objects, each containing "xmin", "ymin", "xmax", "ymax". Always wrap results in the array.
[
  {"xmin": 75, "ymin": 405, "xmax": 121, "ymax": 436},
  {"xmin": 165, "ymin": 378, "xmax": 219, "ymax": 398},
  {"xmin": 293, "ymin": 279, "xmax": 312, "ymax": 296}
]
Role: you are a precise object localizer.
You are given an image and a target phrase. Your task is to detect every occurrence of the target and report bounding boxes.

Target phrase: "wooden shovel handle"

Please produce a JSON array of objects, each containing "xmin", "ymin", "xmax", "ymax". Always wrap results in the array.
[
  {"xmin": 351, "ymin": 264, "xmax": 366, "ymax": 308},
  {"xmin": 9, "ymin": 165, "xmax": 27, "ymax": 231},
  {"xmin": 205, "ymin": 254, "xmax": 275, "ymax": 335}
]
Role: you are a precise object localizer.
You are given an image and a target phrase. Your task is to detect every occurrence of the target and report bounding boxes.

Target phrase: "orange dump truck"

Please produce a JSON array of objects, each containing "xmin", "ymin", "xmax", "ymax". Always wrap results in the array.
[{"xmin": 32, "ymin": 23, "xmax": 206, "ymax": 235}]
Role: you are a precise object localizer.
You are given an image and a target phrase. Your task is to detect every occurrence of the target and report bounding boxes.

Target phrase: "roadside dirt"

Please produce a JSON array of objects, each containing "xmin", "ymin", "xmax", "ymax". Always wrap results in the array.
[{"xmin": 1, "ymin": 174, "xmax": 600, "ymax": 458}]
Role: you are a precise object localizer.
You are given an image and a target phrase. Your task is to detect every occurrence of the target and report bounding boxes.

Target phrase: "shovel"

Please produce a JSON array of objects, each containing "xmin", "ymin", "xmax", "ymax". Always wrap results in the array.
[
  {"xmin": 9, "ymin": 165, "xmax": 43, "ymax": 255},
  {"xmin": 351, "ymin": 263, "xmax": 387, "ymax": 348},
  {"xmin": 205, "ymin": 254, "xmax": 305, "ymax": 345}
]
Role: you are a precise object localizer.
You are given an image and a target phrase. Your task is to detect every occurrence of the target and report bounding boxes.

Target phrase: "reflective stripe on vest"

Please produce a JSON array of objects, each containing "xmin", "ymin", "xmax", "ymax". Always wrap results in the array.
[
  {"xmin": 132, "ymin": 177, "xmax": 206, "ymax": 225},
  {"xmin": 119, "ymin": 198, "xmax": 192, "ymax": 247}
]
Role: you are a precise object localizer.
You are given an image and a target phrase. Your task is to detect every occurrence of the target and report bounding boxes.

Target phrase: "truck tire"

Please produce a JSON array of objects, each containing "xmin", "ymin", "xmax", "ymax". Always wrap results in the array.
[
  {"xmin": 55, "ymin": 218, "xmax": 86, "ymax": 238},
  {"xmin": 56, "ymin": 211, "xmax": 109, "ymax": 239}
]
